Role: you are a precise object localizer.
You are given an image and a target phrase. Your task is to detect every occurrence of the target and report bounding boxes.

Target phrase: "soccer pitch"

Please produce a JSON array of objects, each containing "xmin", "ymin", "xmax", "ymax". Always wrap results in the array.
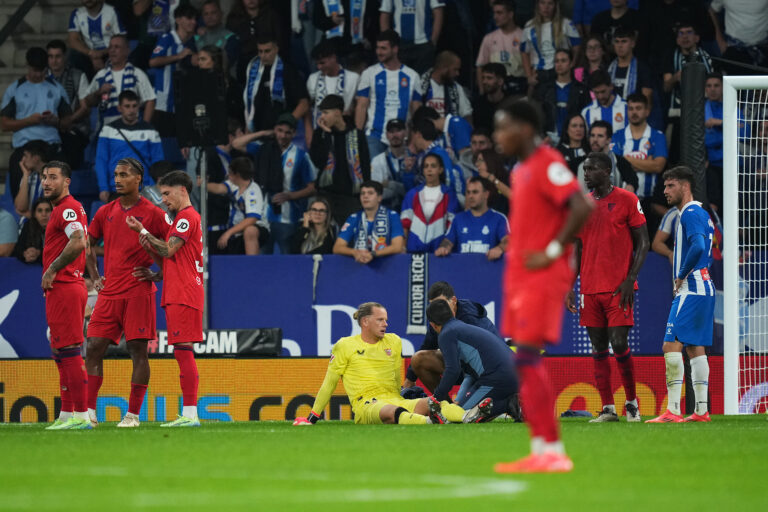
[{"xmin": 1, "ymin": 416, "xmax": 766, "ymax": 511}]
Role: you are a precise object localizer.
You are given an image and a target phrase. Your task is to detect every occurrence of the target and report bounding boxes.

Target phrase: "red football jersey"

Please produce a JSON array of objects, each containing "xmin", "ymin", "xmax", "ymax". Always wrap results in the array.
[
  {"xmin": 161, "ymin": 206, "xmax": 204, "ymax": 311},
  {"xmin": 578, "ymin": 187, "xmax": 646, "ymax": 294},
  {"xmin": 90, "ymin": 197, "xmax": 171, "ymax": 298},
  {"xmin": 504, "ymin": 146, "xmax": 582, "ymax": 285},
  {"xmin": 43, "ymin": 195, "xmax": 88, "ymax": 283}
]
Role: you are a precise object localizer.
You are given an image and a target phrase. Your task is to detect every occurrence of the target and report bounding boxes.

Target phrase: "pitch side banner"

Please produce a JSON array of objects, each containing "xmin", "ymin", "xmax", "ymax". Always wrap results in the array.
[
  {"xmin": 0, "ymin": 356, "xmax": 749, "ymax": 424},
  {"xmin": 0, "ymin": 253, "xmax": 729, "ymax": 358}
]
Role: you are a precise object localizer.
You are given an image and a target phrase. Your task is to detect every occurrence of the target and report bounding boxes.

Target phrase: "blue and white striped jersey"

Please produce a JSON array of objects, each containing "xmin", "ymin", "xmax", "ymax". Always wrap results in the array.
[
  {"xmin": 151, "ymin": 30, "xmax": 195, "ymax": 112},
  {"xmin": 674, "ymin": 201, "xmax": 715, "ymax": 296},
  {"xmin": 357, "ymin": 63, "xmax": 421, "ymax": 143},
  {"xmin": 612, "ymin": 124, "xmax": 668, "ymax": 199},
  {"xmin": 379, "ymin": 0, "xmax": 445, "ymax": 45},
  {"xmin": 68, "ymin": 4, "xmax": 126, "ymax": 50}
]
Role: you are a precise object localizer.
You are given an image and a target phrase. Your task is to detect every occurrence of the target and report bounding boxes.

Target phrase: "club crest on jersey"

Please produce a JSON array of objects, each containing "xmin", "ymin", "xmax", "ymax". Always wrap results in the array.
[
  {"xmin": 615, "ymin": 113, "xmax": 623, "ymax": 123},
  {"xmin": 400, "ymin": 77, "xmax": 409, "ymax": 88},
  {"xmin": 176, "ymin": 219, "xmax": 190, "ymax": 233},
  {"xmin": 63, "ymin": 208, "xmax": 77, "ymax": 221},
  {"xmin": 385, "ymin": 348, "xmax": 392, "ymax": 356},
  {"xmin": 547, "ymin": 162, "xmax": 574, "ymax": 186}
]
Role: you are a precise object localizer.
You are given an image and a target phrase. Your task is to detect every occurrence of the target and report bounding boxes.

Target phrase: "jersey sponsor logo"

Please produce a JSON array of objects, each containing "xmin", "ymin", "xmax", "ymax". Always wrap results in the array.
[
  {"xmin": 176, "ymin": 219, "xmax": 190, "ymax": 233},
  {"xmin": 63, "ymin": 208, "xmax": 77, "ymax": 221},
  {"xmin": 546, "ymin": 162, "xmax": 574, "ymax": 186}
]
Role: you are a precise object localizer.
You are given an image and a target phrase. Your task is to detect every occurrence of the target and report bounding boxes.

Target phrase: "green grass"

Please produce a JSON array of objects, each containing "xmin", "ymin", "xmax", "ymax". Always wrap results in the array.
[{"xmin": 1, "ymin": 416, "xmax": 767, "ymax": 511}]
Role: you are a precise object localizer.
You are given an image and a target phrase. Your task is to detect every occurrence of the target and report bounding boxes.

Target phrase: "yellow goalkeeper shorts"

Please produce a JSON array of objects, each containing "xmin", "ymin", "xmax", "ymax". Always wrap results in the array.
[{"xmin": 353, "ymin": 395, "xmax": 421, "ymax": 425}]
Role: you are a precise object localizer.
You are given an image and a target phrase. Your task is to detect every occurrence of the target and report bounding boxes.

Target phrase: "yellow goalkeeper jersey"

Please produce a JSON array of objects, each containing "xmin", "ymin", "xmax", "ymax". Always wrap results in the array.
[{"xmin": 330, "ymin": 333, "xmax": 403, "ymax": 402}]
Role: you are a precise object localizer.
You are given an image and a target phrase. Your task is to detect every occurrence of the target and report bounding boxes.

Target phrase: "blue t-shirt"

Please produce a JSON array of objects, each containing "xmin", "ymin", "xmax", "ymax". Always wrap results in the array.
[
  {"xmin": 443, "ymin": 114, "xmax": 472, "ymax": 155},
  {"xmin": 338, "ymin": 208, "xmax": 404, "ymax": 249},
  {"xmin": 444, "ymin": 208, "xmax": 508, "ymax": 254},
  {"xmin": 0, "ymin": 77, "xmax": 70, "ymax": 147},
  {"xmin": 705, "ymin": 100, "xmax": 723, "ymax": 166},
  {"xmin": 555, "ymin": 82, "xmax": 571, "ymax": 135}
]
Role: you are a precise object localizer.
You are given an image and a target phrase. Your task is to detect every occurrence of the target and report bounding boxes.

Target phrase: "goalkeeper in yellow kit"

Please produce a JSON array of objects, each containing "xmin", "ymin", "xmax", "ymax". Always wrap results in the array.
[{"xmin": 293, "ymin": 302, "xmax": 493, "ymax": 425}]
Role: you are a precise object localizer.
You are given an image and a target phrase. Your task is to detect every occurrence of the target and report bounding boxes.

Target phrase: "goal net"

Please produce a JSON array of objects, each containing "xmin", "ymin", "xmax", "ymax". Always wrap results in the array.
[{"xmin": 723, "ymin": 76, "xmax": 768, "ymax": 414}]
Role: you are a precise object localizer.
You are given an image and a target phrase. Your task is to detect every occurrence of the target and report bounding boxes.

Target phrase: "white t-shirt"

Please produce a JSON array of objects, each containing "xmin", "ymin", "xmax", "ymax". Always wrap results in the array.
[
  {"xmin": 710, "ymin": 0, "xmax": 768, "ymax": 46},
  {"xmin": 419, "ymin": 185, "xmax": 443, "ymax": 221},
  {"xmin": 421, "ymin": 79, "xmax": 472, "ymax": 118},
  {"xmin": 306, "ymin": 68, "xmax": 360, "ymax": 126}
]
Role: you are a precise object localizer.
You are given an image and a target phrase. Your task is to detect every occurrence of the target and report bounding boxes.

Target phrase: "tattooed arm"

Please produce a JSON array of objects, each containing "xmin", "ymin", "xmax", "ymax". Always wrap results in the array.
[
  {"xmin": 42, "ymin": 230, "xmax": 87, "ymax": 289},
  {"xmin": 125, "ymin": 215, "xmax": 185, "ymax": 258}
]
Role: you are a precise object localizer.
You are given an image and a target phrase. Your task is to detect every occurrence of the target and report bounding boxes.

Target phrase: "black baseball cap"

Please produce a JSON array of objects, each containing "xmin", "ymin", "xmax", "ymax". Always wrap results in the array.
[
  {"xmin": 386, "ymin": 118, "xmax": 406, "ymax": 131},
  {"xmin": 318, "ymin": 94, "xmax": 345, "ymax": 112}
]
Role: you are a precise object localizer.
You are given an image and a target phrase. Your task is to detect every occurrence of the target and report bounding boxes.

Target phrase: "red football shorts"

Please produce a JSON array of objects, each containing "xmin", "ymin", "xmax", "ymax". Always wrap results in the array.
[
  {"xmin": 502, "ymin": 281, "xmax": 568, "ymax": 346},
  {"xmin": 164, "ymin": 304, "xmax": 204, "ymax": 344},
  {"xmin": 579, "ymin": 292, "xmax": 634, "ymax": 328},
  {"xmin": 46, "ymin": 281, "xmax": 87, "ymax": 349},
  {"xmin": 87, "ymin": 294, "xmax": 157, "ymax": 343}
]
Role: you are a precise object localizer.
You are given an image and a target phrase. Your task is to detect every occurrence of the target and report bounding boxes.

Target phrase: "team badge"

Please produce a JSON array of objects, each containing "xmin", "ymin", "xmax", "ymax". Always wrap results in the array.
[
  {"xmin": 385, "ymin": 349, "xmax": 392, "ymax": 356},
  {"xmin": 546, "ymin": 162, "xmax": 574, "ymax": 186},
  {"xmin": 615, "ymin": 113, "xmax": 623, "ymax": 123},
  {"xmin": 400, "ymin": 77, "xmax": 408, "ymax": 88},
  {"xmin": 286, "ymin": 159, "xmax": 294, "ymax": 168}
]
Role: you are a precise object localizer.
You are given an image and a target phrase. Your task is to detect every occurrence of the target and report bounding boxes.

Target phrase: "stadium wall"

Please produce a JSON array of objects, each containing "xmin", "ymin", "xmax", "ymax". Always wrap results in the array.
[
  {"xmin": 0, "ymin": 356, "xmax": 739, "ymax": 423},
  {"xmin": 0, "ymin": 253, "xmax": 725, "ymax": 358}
]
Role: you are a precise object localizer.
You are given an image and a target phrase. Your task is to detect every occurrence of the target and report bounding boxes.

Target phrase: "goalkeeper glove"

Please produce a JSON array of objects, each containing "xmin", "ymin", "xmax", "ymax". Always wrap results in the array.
[{"xmin": 292, "ymin": 411, "xmax": 321, "ymax": 426}]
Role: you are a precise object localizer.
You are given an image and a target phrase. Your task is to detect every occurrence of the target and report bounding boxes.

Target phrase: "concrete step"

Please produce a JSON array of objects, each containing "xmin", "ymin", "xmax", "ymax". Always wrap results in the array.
[{"xmin": 0, "ymin": 6, "xmax": 76, "ymax": 36}]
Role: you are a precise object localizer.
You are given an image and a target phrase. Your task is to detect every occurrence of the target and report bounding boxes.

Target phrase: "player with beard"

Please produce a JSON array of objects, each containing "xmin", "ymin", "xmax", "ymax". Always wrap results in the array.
[
  {"xmin": 41, "ymin": 161, "xmax": 91, "ymax": 430},
  {"xmin": 127, "ymin": 171, "xmax": 204, "ymax": 427},
  {"xmin": 84, "ymin": 157, "xmax": 170, "ymax": 427}
]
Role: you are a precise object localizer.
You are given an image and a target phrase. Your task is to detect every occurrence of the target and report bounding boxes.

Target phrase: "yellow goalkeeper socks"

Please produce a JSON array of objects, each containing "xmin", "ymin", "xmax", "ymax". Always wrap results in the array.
[
  {"xmin": 397, "ymin": 412, "xmax": 429, "ymax": 425},
  {"xmin": 441, "ymin": 401, "xmax": 467, "ymax": 423}
]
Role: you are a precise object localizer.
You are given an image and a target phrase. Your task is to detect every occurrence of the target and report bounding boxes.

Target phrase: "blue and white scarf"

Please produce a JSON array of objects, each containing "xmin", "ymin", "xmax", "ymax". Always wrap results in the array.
[
  {"xmin": 97, "ymin": 62, "xmax": 138, "ymax": 121},
  {"xmin": 607, "ymin": 57, "xmax": 637, "ymax": 100},
  {"xmin": 312, "ymin": 69, "xmax": 346, "ymax": 126},
  {"xmin": 354, "ymin": 205, "xmax": 391, "ymax": 251},
  {"xmin": 350, "ymin": 0, "xmax": 365, "ymax": 44},
  {"xmin": 323, "ymin": 0, "xmax": 344, "ymax": 38},
  {"xmin": 244, "ymin": 57, "xmax": 285, "ymax": 131}
]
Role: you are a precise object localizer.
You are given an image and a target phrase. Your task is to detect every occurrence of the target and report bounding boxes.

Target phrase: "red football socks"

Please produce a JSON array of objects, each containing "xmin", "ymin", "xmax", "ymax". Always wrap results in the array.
[
  {"xmin": 59, "ymin": 349, "xmax": 88, "ymax": 412},
  {"xmin": 54, "ymin": 355, "xmax": 74, "ymax": 413},
  {"xmin": 517, "ymin": 348, "xmax": 560, "ymax": 443},
  {"xmin": 174, "ymin": 346, "xmax": 199, "ymax": 407},
  {"xmin": 87, "ymin": 375, "xmax": 103, "ymax": 411},
  {"xmin": 128, "ymin": 383, "xmax": 148, "ymax": 415},
  {"xmin": 593, "ymin": 350, "xmax": 613, "ymax": 407},
  {"xmin": 615, "ymin": 347, "xmax": 637, "ymax": 402}
]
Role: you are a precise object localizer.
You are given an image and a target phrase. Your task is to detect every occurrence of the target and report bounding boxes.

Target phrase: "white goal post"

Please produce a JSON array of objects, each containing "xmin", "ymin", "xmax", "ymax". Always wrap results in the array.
[{"xmin": 723, "ymin": 76, "xmax": 768, "ymax": 415}]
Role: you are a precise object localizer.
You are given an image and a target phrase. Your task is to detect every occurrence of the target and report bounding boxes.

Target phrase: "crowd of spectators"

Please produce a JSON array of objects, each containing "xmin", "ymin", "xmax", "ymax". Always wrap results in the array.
[{"xmin": 1, "ymin": 0, "xmax": 767, "ymax": 263}]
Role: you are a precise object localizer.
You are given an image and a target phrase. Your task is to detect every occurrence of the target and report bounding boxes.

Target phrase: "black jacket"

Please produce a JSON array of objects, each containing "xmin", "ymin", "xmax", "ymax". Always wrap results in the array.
[{"xmin": 541, "ymin": 79, "xmax": 591, "ymax": 135}]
